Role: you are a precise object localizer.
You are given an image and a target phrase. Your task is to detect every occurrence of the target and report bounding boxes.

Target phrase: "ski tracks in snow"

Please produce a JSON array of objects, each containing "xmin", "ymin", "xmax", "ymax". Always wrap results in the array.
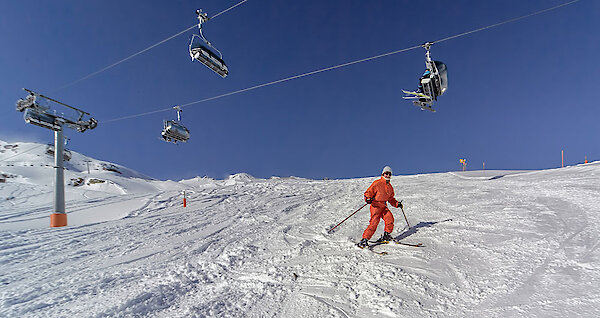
[{"xmin": 1, "ymin": 166, "xmax": 600, "ymax": 317}]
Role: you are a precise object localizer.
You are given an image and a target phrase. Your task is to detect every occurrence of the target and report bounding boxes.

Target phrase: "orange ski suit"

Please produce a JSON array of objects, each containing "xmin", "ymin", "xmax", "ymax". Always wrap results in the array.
[{"xmin": 362, "ymin": 177, "xmax": 400, "ymax": 240}]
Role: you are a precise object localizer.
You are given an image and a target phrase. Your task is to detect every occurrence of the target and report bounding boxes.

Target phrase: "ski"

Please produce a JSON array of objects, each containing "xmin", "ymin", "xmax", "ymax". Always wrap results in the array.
[
  {"xmin": 402, "ymin": 89, "xmax": 431, "ymax": 99},
  {"xmin": 356, "ymin": 244, "xmax": 388, "ymax": 255},
  {"xmin": 368, "ymin": 240, "xmax": 424, "ymax": 248},
  {"xmin": 412, "ymin": 102, "xmax": 436, "ymax": 112},
  {"xmin": 402, "ymin": 90, "xmax": 437, "ymax": 112},
  {"xmin": 393, "ymin": 241, "xmax": 424, "ymax": 247},
  {"xmin": 367, "ymin": 240, "xmax": 390, "ymax": 247},
  {"xmin": 368, "ymin": 248, "xmax": 388, "ymax": 255},
  {"xmin": 365, "ymin": 241, "xmax": 391, "ymax": 255},
  {"xmin": 366, "ymin": 246, "xmax": 388, "ymax": 255}
]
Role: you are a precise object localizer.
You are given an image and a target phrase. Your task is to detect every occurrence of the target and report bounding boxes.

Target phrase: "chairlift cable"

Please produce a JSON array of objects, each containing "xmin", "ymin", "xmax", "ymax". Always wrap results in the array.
[
  {"xmin": 103, "ymin": 45, "xmax": 422, "ymax": 123},
  {"xmin": 52, "ymin": 0, "xmax": 249, "ymax": 93},
  {"xmin": 102, "ymin": 0, "xmax": 580, "ymax": 124},
  {"xmin": 433, "ymin": 0, "xmax": 581, "ymax": 45},
  {"xmin": 53, "ymin": 25, "xmax": 197, "ymax": 93},
  {"xmin": 211, "ymin": 0, "xmax": 248, "ymax": 20}
]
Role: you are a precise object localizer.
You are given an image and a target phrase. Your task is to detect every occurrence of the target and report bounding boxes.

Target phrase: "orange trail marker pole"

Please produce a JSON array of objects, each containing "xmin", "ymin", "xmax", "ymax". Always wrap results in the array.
[
  {"xmin": 561, "ymin": 150, "xmax": 564, "ymax": 168},
  {"xmin": 183, "ymin": 191, "xmax": 187, "ymax": 207}
]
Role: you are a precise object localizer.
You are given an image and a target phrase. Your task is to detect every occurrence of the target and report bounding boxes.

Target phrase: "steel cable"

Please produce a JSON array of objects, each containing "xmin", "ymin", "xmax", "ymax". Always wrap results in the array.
[
  {"xmin": 53, "ymin": 0, "xmax": 249, "ymax": 92},
  {"xmin": 103, "ymin": 0, "xmax": 581, "ymax": 123}
]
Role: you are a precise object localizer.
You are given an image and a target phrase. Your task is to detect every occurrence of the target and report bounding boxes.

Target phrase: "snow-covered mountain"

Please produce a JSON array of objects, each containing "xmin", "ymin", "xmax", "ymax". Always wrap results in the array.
[{"xmin": 1, "ymin": 139, "xmax": 599, "ymax": 317}]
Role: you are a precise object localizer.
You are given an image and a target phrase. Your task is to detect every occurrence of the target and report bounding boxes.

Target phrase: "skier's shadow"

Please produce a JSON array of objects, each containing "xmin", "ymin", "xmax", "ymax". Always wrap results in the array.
[{"xmin": 394, "ymin": 219, "xmax": 452, "ymax": 241}]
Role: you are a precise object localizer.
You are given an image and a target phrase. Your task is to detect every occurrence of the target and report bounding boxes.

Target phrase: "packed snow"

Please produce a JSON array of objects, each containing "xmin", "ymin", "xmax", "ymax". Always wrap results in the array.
[{"xmin": 1, "ymin": 139, "xmax": 599, "ymax": 317}]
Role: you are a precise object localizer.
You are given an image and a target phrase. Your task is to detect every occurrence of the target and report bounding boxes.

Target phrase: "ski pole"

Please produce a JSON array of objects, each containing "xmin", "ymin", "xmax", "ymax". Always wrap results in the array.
[
  {"xmin": 327, "ymin": 203, "xmax": 368, "ymax": 234},
  {"xmin": 399, "ymin": 200, "xmax": 411, "ymax": 228}
]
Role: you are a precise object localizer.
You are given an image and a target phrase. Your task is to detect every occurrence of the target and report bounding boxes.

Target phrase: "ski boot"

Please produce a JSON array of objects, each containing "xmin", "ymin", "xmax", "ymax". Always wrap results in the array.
[
  {"xmin": 376, "ymin": 232, "xmax": 393, "ymax": 243},
  {"xmin": 356, "ymin": 238, "xmax": 369, "ymax": 248}
]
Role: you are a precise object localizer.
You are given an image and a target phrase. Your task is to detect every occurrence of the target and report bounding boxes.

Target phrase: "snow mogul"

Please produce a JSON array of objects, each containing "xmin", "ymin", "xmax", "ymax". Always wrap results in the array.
[{"xmin": 357, "ymin": 166, "xmax": 403, "ymax": 248}]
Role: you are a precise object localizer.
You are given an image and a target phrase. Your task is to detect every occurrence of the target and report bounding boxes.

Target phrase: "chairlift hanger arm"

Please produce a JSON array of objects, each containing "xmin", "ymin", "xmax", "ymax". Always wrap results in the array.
[
  {"xmin": 422, "ymin": 42, "xmax": 434, "ymax": 51},
  {"xmin": 196, "ymin": 9, "xmax": 210, "ymax": 27},
  {"xmin": 192, "ymin": 9, "xmax": 224, "ymax": 59},
  {"xmin": 23, "ymin": 88, "xmax": 90, "ymax": 116},
  {"xmin": 422, "ymin": 42, "xmax": 435, "ymax": 62},
  {"xmin": 173, "ymin": 105, "xmax": 183, "ymax": 121}
]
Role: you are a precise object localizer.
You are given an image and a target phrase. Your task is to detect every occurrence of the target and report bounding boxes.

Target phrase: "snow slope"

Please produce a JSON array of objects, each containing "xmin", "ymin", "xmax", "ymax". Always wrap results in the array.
[
  {"xmin": 1, "ymin": 140, "xmax": 599, "ymax": 317},
  {"xmin": 0, "ymin": 140, "xmax": 182, "ymax": 230}
]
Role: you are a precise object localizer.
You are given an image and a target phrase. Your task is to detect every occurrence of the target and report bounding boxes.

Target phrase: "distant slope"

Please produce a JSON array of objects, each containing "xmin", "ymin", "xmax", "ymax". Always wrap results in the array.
[
  {"xmin": 0, "ymin": 139, "xmax": 154, "ymax": 180},
  {"xmin": 0, "ymin": 139, "xmax": 172, "ymax": 229}
]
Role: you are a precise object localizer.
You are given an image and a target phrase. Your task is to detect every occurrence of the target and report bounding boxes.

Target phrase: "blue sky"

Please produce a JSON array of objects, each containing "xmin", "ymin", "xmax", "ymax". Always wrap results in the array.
[{"xmin": 1, "ymin": 0, "xmax": 597, "ymax": 180}]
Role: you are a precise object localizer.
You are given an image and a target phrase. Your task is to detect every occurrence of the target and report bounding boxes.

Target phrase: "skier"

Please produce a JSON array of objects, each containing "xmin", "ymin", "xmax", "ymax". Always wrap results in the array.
[
  {"xmin": 416, "ymin": 69, "xmax": 431, "ymax": 94},
  {"xmin": 357, "ymin": 166, "xmax": 403, "ymax": 248}
]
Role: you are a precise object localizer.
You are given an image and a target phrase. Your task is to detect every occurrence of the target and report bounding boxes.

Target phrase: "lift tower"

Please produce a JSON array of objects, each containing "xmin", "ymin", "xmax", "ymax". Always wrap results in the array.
[{"xmin": 16, "ymin": 88, "xmax": 98, "ymax": 227}]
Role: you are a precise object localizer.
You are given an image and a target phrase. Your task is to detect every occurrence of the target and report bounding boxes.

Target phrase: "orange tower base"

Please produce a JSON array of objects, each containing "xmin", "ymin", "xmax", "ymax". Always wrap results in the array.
[{"xmin": 50, "ymin": 213, "xmax": 67, "ymax": 227}]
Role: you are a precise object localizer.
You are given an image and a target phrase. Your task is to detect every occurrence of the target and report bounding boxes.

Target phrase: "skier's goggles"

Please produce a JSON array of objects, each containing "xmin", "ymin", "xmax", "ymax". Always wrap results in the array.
[{"xmin": 383, "ymin": 172, "xmax": 392, "ymax": 176}]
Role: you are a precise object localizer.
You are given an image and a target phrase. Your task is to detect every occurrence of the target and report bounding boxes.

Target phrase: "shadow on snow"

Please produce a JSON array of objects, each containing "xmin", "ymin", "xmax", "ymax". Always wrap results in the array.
[{"xmin": 394, "ymin": 219, "xmax": 453, "ymax": 241}]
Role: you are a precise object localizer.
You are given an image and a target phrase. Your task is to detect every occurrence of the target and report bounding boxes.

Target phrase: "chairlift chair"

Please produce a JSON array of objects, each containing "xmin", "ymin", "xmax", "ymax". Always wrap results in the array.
[
  {"xmin": 189, "ymin": 9, "xmax": 229, "ymax": 78},
  {"xmin": 17, "ymin": 89, "xmax": 98, "ymax": 132},
  {"xmin": 72, "ymin": 117, "xmax": 98, "ymax": 133},
  {"xmin": 403, "ymin": 42, "xmax": 449, "ymax": 112},
  {"xmin": 23, "ymin": 108, "xmax": 63, "ymax": 131},
  {"xmin": 420, "ymin": 62, "xmax": 448, "ymax": 102},
  {"xmin": 46, "ymin": 144, "xmax": 72, "ymax": 161},
  {"xmin": 18, "ymin": 94, "xmax": 62, "ymax": 130},
  {"xmin": 419, "ymin": 43, "xmax": 448, "ymax": 99},
  {"xmin": 161, "ymin": 106, "xmax": 190, "ymax": 143}
]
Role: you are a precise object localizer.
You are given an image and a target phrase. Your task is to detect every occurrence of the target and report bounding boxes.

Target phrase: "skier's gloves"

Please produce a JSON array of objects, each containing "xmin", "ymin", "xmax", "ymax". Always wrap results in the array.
[
  {"xmin": 365, "ymin": 197, "xmax": 374, "ymax": 204},
  {"xmin": 397, "ymin": 201, "xmax": 403, "ymax": 209}
]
